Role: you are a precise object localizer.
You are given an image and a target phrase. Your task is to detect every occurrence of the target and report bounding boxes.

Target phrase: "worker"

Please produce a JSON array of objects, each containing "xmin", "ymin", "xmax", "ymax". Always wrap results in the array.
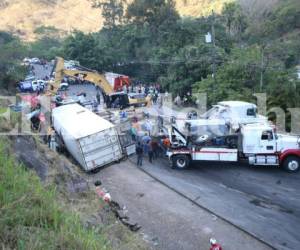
[
  {"xmin": 162, "ymin": 136, "xmax": 171, "ymax": 148},
  {"xmin": 136, "ymin": 142, "xmax": 143, "ymax": 166},
  {"xmin": 151, "ymin": 139, "xmax": 159, "ymax": 159},
  {"xmin": 47, "ymin": 126, "xmax": 56, "ymax": 150},
  {"xmin": 174, "ymin": 95, "xmax": 181, "ymax": 106},
  {"xmin": 209, "ymin": 238, "xmax": 223, "ymax": 250},
  {"xmin": 157, "ymin": 94, "xmax": 163, "ymax": 108},
  {"xmin": 148, "ymin": 140, "xmax": 154, "ymax": 163},
  {"xmin": 160, "ymin": 136, "xmax": 171, "ymax": 154},
  {"xmin": 96, "ymin": 92, "xmax": 101, "ymax": 105}
]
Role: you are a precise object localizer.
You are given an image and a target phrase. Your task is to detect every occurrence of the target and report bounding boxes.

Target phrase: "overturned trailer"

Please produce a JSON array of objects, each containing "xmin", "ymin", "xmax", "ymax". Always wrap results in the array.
[{"xmin": 52, "ymin": 103, "xmax": 123, "ymax": 171}]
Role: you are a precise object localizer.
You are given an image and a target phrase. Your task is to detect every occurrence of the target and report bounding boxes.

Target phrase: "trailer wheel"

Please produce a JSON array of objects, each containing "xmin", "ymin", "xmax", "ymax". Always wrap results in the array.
[
  {"xmin": 172, "ymin": 155, "xmax": 190, "ymax": 169},
  {"xmin": 283, "ymin": 156, "xmax": 300, "ymax": 173}
]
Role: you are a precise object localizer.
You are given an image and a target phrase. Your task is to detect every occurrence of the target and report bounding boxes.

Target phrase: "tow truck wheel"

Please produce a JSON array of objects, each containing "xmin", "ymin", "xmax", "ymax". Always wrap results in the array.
[
  {"xmin": 283, "ymin": 156, "xmax": 300, "ymax": 173},
  {"xmin": 172, "ymin": 155, "xmax": 190, "ymax": 169}
]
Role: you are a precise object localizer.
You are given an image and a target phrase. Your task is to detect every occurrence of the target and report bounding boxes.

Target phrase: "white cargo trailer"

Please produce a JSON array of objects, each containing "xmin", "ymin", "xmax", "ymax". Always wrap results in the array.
[{"xmin": 52, "ymin": 103, "xmax": 123, "ymax": 171}]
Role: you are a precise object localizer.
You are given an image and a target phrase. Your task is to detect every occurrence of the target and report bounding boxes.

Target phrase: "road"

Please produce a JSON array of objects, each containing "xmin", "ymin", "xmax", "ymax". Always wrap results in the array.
[
  {"xmin": 139, "ymin": 157, "xmax": 300, "ymax": 250},
  {"xmin": 88, "ymin": 160, "xmax": 272, "ymax": 250},
  {"xmin": 33, "ymin": 64, "xmax": 300, "ymax": 249}
]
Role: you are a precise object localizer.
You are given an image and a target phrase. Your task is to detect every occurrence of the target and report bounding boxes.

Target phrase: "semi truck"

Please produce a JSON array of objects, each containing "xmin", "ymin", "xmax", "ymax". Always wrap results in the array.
[
  {"xmin": 52, "ymin": 103, "xmax": 123, "ymax": 171},
  {"xmin": 167, "ymin": 123, "xmax": 300, "ymax": 173}
]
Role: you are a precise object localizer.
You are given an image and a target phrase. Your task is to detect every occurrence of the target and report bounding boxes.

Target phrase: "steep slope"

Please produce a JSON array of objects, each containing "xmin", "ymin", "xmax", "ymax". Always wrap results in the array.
[
  {"xmin": 0, "ymin": 0, "xmax": 102, "ymax": 41},
  {"xmin": 0, "ymin": 0, "xmax": 280, "ymax": 41}
]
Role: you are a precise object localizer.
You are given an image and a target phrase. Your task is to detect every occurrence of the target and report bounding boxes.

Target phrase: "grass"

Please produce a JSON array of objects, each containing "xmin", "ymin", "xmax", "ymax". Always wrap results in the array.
[{"xmin": 0, "ymin": 140, "xmax": 110, "ymax": 250}]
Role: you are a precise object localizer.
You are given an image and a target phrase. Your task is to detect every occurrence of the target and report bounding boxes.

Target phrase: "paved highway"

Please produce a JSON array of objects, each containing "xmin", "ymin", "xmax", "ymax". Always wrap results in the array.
[{"xmin": 140, "ymin": 157, "xmax": 300, "ymax": 250}]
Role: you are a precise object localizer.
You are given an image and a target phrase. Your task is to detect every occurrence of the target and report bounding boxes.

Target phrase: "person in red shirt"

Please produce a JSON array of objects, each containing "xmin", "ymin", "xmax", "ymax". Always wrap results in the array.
[{"xmin": 209, "ymin": 238, "xmax": 223, "ymax": 250}]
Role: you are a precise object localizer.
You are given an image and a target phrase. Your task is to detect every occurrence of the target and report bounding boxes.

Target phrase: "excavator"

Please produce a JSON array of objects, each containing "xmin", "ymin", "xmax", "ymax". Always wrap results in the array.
[{"xmin": 49, "ymin": 57, "xmax": 149, "ymax": 109}]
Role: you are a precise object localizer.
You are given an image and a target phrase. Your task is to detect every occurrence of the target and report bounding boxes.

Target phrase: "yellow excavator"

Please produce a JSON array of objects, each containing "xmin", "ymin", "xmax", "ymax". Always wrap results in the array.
[{"xmin": 49, "ymin": 57, "xmax": 149, "ymax": 109}]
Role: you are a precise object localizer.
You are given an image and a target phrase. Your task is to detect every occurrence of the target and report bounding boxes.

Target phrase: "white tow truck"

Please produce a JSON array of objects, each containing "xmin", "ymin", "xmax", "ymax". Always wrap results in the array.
[{"xmin": 167, "ymin": 123, "xmax": 300, "ymax": 173}]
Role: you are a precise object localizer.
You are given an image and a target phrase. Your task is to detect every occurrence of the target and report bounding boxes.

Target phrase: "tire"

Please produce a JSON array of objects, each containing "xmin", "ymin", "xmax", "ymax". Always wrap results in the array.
[
  {"xmin": 172, "ymin": 155, "xmax": 190, "ymax": 169},
  {"xmin": 283, "ymin": 156, "xmax": 300, "ymax": 173}
]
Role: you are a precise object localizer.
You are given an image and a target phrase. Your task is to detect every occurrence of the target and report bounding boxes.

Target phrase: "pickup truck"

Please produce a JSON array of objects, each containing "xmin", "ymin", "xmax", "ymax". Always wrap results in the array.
[{"xmin": 18, "ymin": 80, "xmax": 46, "ymax": 92}]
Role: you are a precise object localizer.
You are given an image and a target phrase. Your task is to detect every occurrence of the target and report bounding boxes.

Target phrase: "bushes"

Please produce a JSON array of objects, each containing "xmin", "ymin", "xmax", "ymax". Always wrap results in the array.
[{"xmin": 0, "ymin": 141, "xmax": 110, "ymax": 250}]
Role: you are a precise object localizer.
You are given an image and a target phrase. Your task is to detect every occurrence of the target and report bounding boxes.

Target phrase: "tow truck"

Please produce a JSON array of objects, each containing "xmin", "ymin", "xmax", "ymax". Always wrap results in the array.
[{"xmin": 167, "ymin": 123, "xmax": 300, "ymax": 173}]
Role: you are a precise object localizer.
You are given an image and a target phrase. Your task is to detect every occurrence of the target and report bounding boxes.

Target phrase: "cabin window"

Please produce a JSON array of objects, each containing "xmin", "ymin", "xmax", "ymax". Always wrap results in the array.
[
  {"xmin": 261, "ymin": 131, "xmax": 273, "ymax": 140},
  {"xmin": 247, "ymin": 108, "xmax": 256, "ymax": 117}
]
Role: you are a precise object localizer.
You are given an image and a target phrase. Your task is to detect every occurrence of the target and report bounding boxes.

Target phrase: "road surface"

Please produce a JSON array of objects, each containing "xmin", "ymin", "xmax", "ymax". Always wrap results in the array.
[
  {"xmin": 139, "ymin": 157, "xmax": 300, "ymax": 250},
  {"xmin": 88, "ymin": 160, "xmax": 272, "ymax": 250}
]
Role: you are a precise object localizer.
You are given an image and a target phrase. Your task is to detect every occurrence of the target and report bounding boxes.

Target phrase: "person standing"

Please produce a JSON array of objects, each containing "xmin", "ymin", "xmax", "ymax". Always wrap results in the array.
[
  {"xmin": 148, "ymin": 140, "xmax": 154, "ymax": 163},
  {"xmin": 96, "ymin": 92, "xmax": 101, "ymax": 105},
  {"xmin": 136, "ymin": 142, "xmax": 143, "ymax": 166},
  {"xmin": 151, "ymin": 139, "xmax": 159, "ymax": 159}
]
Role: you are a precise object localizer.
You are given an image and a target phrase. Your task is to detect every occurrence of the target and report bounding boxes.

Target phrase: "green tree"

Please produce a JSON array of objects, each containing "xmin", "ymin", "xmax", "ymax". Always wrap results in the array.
[
  {"xmin": 126, "ymin": 0, "xmax": 179, "ymax": 30},
  {"xmin": 222, "ymin": 2, "xmax": 236, "ymax": 34},
  {"xmin": 91, "ymin": 0, "xmax": 126, "ymax": 28},
  {"xmin": 63, "ymin": 31, "xmax": 107, "ymax": 71},
  {"xmin": 0, "ymin": 32, "xmax": 26, "ymax": 92}
]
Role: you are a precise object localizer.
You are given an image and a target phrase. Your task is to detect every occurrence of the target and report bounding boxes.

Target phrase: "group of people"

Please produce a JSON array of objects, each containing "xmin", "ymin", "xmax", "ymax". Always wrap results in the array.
[
  {"xmin": 174, "ymin": 92, "xmax": 193, "ymax": 107},
  {"xmin": 135, "ymin": 133, "xmax": 171, "ymax": 166}
]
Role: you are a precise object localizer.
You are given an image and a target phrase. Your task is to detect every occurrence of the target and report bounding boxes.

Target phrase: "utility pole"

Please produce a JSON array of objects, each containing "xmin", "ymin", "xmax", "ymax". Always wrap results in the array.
[
  {"xmin": 211, "ymin": 10, "xmax": 217, "ymax": 103},
  {"xmin": 260, "ymin": 45, "xmax": 264, "ymax": 92},
  {"xmin": 205, "ymin": 11, "xmax": 217, "ymax": 103}
]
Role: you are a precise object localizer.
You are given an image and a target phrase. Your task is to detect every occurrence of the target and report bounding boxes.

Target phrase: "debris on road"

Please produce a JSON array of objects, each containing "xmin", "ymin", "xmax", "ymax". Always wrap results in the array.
[{"xmin": 94, "ymin": 180, "xmax": 141, "ymax": 232}]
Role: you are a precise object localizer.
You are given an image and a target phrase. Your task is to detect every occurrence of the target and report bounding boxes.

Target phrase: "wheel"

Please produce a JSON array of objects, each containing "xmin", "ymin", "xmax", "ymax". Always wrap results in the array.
[
  {"xmin": 172, "ymin": 155, "xmax": 190, "ymax": 169},
  {"xmin": 283, "ymin": 156, "xmax": 300, "ymax": 173}
]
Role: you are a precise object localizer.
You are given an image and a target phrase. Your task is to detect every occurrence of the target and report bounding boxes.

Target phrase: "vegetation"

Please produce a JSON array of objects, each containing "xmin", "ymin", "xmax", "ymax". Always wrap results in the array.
[
  {"xmin": 0, "ymin": 32, "xmax": 27, "ymax": 92},
  {"xmin": 59, "ymin": 0, "xmax": 300, "ymax": 129},
  {"xmin": 0, "ymin": 0, "xmax": 299, "ymax": 127},
  {"xmin": 0, "ymin": 140, "xmax": 110, "ymax": 249},
  {"xmin": 0, "ymin": 0, "xmax": 299, "ymax": 111}
]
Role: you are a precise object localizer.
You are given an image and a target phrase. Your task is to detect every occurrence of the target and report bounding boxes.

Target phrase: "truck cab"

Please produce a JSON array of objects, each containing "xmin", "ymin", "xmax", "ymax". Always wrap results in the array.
[
  {"xmin": 242, "ymin": 123, "xmax": 300, "ymax": 171},
  {"xmin": 167, "ymin": 123, "xmax": 300, "ymax": 172}
]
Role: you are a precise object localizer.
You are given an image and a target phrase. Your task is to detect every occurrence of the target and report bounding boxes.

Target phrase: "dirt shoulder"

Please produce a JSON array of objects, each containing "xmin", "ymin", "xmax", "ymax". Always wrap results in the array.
[
  {"xmin": 9, "ymin": 135, "xmax": 147, "ymax": 250},
  {"xmin": 87, "ymin": 159, "xmax": 272, "ymax": 250}
]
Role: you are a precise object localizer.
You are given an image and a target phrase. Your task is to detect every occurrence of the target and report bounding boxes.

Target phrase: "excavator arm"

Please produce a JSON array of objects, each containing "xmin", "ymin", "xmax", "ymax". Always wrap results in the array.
[
  {"xmin": 50, "ymin": 57, "xmax": 148, "ymax": 108},
  {"xmin": 51, "ymin": 57, "xmax": 114, "ymax": 96},
  {"xmin": 63, "ymin": 69, "xmax": 114, "ymax": 95},
  {"xmin": 45, "ymin": 57, "xmax": 65, "ymax": 95}
]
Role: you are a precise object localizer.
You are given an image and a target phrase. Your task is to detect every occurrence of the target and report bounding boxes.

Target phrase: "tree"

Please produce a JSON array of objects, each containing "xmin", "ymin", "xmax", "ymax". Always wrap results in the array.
[
  {"xmin": 222, "ymin": 2, "xmax": 236, "ymax": 34},
  {"xmin": 63, "ymin": 31, "xmax": 107, "ymax": 71},
  {"xmin": 91, "ymin": 0, "xmax": 126, "ymax": 28},
  {"xmin": 0, "ymin": 32, "xmax": 26, "ymax": 92},
  {"xmin": 222, "ymin": 2, "xmax": 247, "ymax": 38},
  {"xmin": 126, "ymin": 0, "xmax": 179, "ymax": 29}
]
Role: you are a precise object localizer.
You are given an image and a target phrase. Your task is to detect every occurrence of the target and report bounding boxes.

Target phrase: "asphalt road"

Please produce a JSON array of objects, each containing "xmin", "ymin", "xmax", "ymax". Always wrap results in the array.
[
  {"xmin": 140, "ymin": 157, "xmax": 300, "ymax": 250},
  {"xmin": 89, "ymin": 160, "xmax": 272, "ymax": 250},
  {"xmin": 32, "ymin": 63, "xmax": 52, "ymax": 79}
]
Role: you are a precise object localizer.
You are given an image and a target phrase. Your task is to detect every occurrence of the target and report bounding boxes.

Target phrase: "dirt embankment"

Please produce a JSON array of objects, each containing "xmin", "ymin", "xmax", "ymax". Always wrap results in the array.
[{"xmin": 9, "ymin": 135, "xmax": 147, "ymax": 250}]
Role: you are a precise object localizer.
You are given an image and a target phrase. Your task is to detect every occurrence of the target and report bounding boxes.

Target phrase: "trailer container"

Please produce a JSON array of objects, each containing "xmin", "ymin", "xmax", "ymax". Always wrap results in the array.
[{"xmin": 52, "ymin": 103, "xmax": 123, "ymax": 171}]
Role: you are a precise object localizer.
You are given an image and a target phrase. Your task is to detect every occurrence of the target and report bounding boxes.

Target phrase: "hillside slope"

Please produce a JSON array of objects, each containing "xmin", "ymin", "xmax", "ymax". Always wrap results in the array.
[
  {"xmin": 0, "ymin": 0, "xmax": 102, "ymax": 41},
  {"xmin": 0, "ymin": 0, "xmax": 280, "ymax": 41},
  {"xmin": 0, "ymin": 0, "xmax": 235, "ymax": 41}
]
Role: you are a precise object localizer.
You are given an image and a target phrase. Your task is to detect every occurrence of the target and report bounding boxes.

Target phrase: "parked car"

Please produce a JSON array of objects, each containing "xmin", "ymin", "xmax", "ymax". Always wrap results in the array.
[
  {"xmin": 59, "ymin": 82, "xmax": 69, "ymax": 91},
  {"xmin": 31, "ymin": 58, "xmax": 41, "ymax": 64}
]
